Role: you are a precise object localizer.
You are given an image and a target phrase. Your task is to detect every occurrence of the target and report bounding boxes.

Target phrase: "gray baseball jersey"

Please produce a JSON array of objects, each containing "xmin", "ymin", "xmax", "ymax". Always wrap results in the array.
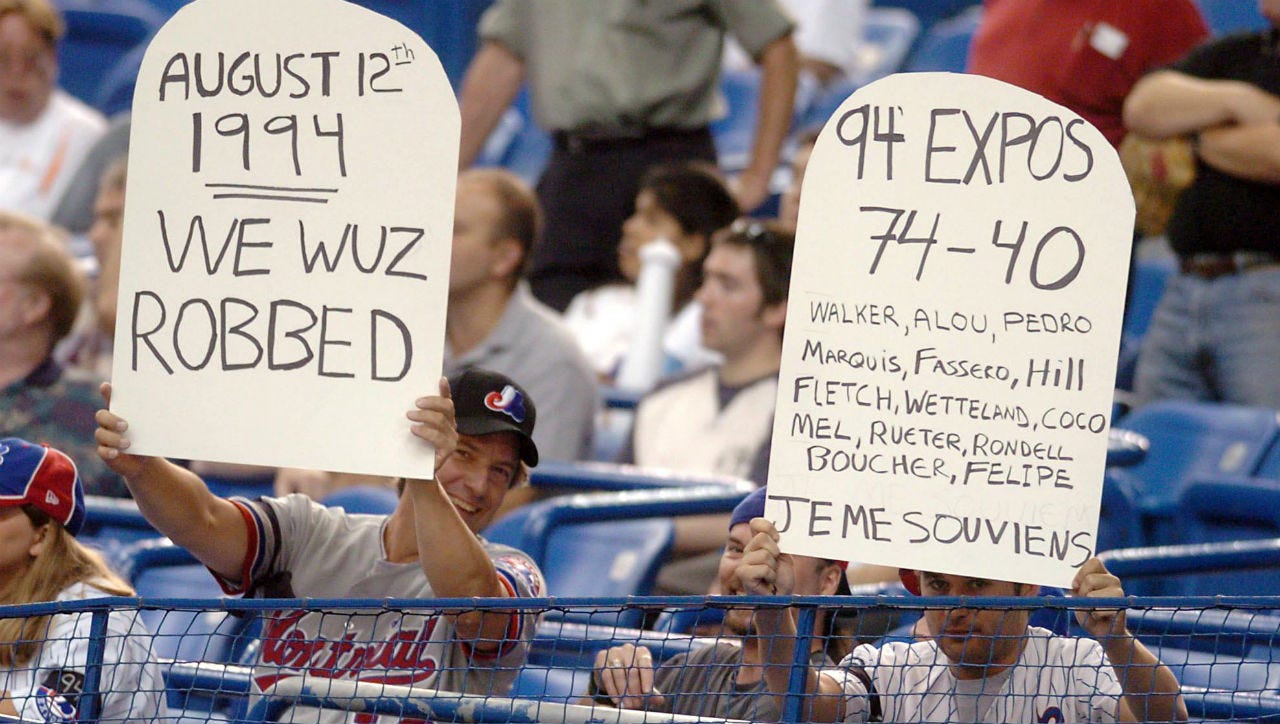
[
  {"xmin": 827, "ymin": 626, "xmax": 1122, "ymax": 723},
  {"xmin": 219, "ymin": 494, "xmax": 545, "ymax": 724},
  {"xmin": 0, "ymin": 581, "xmax": 168, "ymax": 724}
]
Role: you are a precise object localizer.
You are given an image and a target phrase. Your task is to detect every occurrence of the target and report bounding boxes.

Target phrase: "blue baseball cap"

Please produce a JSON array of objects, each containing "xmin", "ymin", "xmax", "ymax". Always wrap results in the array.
[
  {"xmin": 0, "ymin": 438, "xmax": 86, "ymax": 536},
  {"xmin": 729, "ymin": 486, "xmax": 767, "ymax": 530}
]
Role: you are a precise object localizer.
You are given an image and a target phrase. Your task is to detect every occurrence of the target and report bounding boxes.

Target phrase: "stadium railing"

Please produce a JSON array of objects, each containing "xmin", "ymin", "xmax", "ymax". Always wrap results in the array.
[{"xmin": 8, "ymin": 592, "xmax": 1280, "ymax": 723}]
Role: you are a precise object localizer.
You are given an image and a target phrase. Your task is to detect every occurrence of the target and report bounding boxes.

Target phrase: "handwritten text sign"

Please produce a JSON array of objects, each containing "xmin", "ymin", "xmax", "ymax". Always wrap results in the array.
[
  {"xmin": 111, "ymin": 0, "xmax": 458, "ymax": 476},
  {"xmin": 766, "ymin": 73, "xmax": 1133, "ymax": 588}
]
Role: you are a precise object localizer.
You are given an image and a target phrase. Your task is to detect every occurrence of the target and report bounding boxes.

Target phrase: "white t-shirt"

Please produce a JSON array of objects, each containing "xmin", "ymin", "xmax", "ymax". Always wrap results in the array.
[
  {"xmin": 829, "ymin": 627, "xmax": 1122, "ymax": 723},
  {"xmin": 724, "ymin": 0, "xmax": 868, "ymax": 80},
  {"xmin": 0, "ymin": 90, "xmax": 106, "ymax": 220},
  {"xmin": 0, "ymin": 581, "xmax": 168, "ymax": 724},
  {"xmin": 562, "ymin": 284, "xmax": 720, "ymax": 379}
]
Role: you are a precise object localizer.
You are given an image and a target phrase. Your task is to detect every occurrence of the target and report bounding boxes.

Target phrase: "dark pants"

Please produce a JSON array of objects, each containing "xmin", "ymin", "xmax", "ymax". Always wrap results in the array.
[{"xmin": 530, "ymin": 127, "xmax": 718, "ymax": 311}]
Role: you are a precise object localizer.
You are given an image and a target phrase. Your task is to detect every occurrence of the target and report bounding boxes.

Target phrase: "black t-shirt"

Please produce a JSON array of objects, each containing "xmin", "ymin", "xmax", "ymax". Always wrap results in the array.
[{"xmin": 1165, "ymin": 30, "xmax": 1280, "ymax": 256}]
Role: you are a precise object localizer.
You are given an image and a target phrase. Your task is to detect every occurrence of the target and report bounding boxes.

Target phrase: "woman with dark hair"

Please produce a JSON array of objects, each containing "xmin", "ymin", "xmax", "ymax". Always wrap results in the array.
[
  {"xmin": 0, "ymin": 438, "xmax": 166, "ymax": 723},
  {"xmin": 563, "ymin": 162, "xmax": 739, "ymax": 383}
]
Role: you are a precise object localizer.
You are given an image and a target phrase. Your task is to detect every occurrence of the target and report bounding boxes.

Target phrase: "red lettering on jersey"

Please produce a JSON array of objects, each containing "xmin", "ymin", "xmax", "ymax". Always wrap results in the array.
[{"xmin": 255, "ymin": 611, "xmax": 440, "ymax": 690}]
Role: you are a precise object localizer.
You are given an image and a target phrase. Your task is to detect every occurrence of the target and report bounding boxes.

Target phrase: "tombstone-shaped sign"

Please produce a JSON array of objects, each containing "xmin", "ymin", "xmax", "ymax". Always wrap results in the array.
[
  {"xmin": 110, "ymin": 0, "xmax": 458, "ymax": 476},
  {"xmin": 767, "ymin": 73, "xmax": 1133, "ymax": 588}
]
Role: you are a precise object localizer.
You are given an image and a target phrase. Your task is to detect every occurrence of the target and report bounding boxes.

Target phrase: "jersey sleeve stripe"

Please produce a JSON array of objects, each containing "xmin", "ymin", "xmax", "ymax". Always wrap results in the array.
[
  {"xmin": 460, "ymin": 573, "xmax": 524, "ymax": 661},
  {"xmin": 212, "ymin": 499, "xmax": 264, "ymax": 595}
]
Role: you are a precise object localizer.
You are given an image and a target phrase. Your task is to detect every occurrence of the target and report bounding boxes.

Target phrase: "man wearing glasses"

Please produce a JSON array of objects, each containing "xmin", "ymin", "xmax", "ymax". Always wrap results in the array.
[{"xmin": 0, "ymin": 0, "xmax": 105, "ymax": 220}]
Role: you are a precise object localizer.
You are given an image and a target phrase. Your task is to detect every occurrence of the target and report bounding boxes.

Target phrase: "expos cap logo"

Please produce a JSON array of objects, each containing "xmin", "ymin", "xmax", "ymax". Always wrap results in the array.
[
  {"xmin": 0, "ymin": 442, "xmax": 9, "ymax": 465},
  {"xmin": 484, "ymin": 385, "xmax": 526, "ymax": 423}
]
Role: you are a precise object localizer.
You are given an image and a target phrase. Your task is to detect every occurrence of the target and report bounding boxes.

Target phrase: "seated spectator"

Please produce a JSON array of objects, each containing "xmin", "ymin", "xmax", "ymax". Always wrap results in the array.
[
  {"xmin": 743, "ymin": 517, "xmax": 1188, "ymax": 723},
  {"xmin": 1124, "ymin": 4, "xmax": 1280, "ymax": 409},
  {"xmin": 563, "ymin": 162, "xmax": 738, "ymax": 382},
  {"xmin": 587, "ymin": 487, "xmax": 849, "ymax": 719},
  {"xmin": 0, "ymin": 211, "xmax": 125, "ymax": 496},
  {"xmin": 0, "ymin": 437, "xmax": 167, "ymax": 723},
  {"xmin": 620, "ymin": 220, "xmax": 793, "ymax": 594},
  {"xmin": 95, "ymin": 368, "xmax": 546, "ymax": 723},
  {"xmin": 274, "ymin": 169, "xmax": 598, "ymax": 501},
  {"xmin": 57, "ymin": 155, "xmax": 125, "ymax": 380},
  {"xmin": 0, "ymin": 0, "xmax": 106, "ymax": 219}
]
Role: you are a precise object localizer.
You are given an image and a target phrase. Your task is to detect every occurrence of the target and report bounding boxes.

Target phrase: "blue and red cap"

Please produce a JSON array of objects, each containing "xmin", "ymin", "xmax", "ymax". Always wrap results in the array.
[
  {"xmin": 0, "ymin": 438, "xmax": 86, "ymax": 536},
  {"xmin": 449, "ymin": 368, "xmax": 539, "ymax": 467}
]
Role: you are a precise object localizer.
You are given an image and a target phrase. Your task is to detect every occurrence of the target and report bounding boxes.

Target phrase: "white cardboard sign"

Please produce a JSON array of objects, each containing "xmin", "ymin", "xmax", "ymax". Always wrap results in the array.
[
  {"xmin": 110, "ymin": 0, "xmax": 458, "ymax": 477},
  {"xmin": 766, "ymin": 73, "xmax": 1133, "ymax": 588}
]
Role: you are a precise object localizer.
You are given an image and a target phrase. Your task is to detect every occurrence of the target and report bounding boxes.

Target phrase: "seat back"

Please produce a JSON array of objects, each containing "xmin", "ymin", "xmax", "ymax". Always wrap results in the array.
[
  {"xmin": 321, "ymin": 485, "xmax": 398, "ymax": 515},
  {"xmin": 903, "ymin": 4, "xmax": 982, "ymax": 73},
  {"xmin": 57, "ymin": 1, "xmax": 165, "ymax": 107},
  {"xmin": 1195, "ymin": 0, "xmax": 1269, "ymax": 34},
  {"xmin": 1171, "ymin": 476, "xmax": 1280, "ymax": 595},
  {"xmin": 1108, "ymin": 400, "xmax": 1280, "ymax": 519}
]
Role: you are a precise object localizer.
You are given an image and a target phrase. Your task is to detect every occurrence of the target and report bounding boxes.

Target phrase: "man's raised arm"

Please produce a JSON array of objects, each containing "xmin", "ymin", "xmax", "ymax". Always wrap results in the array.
[{"xmin": 94, "ymin": 382, "xmax": 249, "ymax": 580}]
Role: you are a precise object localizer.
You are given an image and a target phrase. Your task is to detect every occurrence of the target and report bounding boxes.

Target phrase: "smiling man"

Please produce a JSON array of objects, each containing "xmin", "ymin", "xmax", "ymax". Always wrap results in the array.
[{"xmin": 94, "ymin": 367, "xmax": 545, "ymax": 724}]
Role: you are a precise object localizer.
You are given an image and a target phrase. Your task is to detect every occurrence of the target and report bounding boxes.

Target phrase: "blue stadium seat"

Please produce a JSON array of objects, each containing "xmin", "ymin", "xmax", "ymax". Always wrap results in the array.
[
  {"xmin": 1124, "ymin": 256, "xmax": 1177, "ymax": 342},
  {"xmin": 1195, "ymin": 0, "xmax": 1269, "ymax": 34},
  {"xmin": 321, "ymin": 484, "xmax": 398, "ymax": 515},
  {"xmin": 120, "ymin": 539, "xmax": 245, "ymax": 664},
  {"xmin": 56, "ymin": 0, "xmax": 165, "ymax": 107},
  {"xmin": 1106, "ymin": 400, "xmax": 1280, "ymax": 544},
  {"xmin": 1169, "ymin": 476, "xmax": 1280, "ymax": 595},
  {"xmin": 79, "ymin": 495, "xmax": 162, "ymax": 570},
  {"xmin": 91, "ymin": 44, "xmax": 145, "ymax": 116},
  {"xmin": 903, "ymin": 4, "xmax": 982, "ymax": 73},
  {"xmin": 710, "ymin": 68, "xmax": 766, "ymax": 174},
  {"xmin": 484, "ymin": 484, "xmax": 753, "ymax": 627},
  {"xmin": 872, "ymin": 0, "xmax": 977, "ymax": 36},
  {"xmin": 474, "ymin": 86, "xmax": 552, "ymax": 186}
]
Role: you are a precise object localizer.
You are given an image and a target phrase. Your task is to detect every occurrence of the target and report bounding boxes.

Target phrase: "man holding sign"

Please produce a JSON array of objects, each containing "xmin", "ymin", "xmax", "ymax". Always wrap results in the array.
[
  {"xmin": 94, "ymin": 368, "xmax": 545, "ymax": 723},
  {"xmin": 740, "ymin": 516, "xmax": 1187, "ymax": 723}
]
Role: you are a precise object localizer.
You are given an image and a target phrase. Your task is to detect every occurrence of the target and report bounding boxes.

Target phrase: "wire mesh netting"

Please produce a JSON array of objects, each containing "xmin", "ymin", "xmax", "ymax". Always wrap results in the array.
[{"xmin": 2, "ymin": 595, "xmax": 1279, "ymax": 723}]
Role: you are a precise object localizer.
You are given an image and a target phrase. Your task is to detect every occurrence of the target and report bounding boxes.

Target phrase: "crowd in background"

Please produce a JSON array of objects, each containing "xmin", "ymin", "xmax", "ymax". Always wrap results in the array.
[{"xmin": 1, "ymin": 0, "xmax": 1278, "ymax": 721}]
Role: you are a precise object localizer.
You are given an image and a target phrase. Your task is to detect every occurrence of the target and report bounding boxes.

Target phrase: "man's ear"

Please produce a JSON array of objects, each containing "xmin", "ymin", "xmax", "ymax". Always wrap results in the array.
[
  {"xmin": 820, "ymin": 563, "xmax": 843, "ymax": 596},
  {"xmin": 761, "ymin": 300, "xmax": 788, "ymax": 331},
  {"xmin": 488, "ymin": 237, "xmax": 525, "ymax": 281},
  {"xmin": 16, "ymin": 286, "xmax": 52, "ymax": 328}
]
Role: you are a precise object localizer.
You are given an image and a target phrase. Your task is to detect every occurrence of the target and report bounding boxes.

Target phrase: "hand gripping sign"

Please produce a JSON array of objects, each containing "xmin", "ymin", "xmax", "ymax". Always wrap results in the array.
[
  {"xmin": 110, "ymin": 0, "xmax": 458, "ymax": 476},
  {"xmin": 766, "ymin": 73, "xmax": 1133, "ymax": 588}
]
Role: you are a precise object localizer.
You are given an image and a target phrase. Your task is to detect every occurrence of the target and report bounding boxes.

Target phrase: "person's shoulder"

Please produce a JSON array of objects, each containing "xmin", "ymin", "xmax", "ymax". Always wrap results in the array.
[
  {"xmin": 485, "ymin": 541, "xmax": 546, "ymax": 597},
  {"xmin": 511, "ymin": 289, "xmax": 597, "ymax": 367},
  {"xmin": 641, "ymin": 365, "xmax": 718, "ymax": 401},
  {"xmin": 49, "ymin": 90, "xmax": 108, "ymax": 131}
]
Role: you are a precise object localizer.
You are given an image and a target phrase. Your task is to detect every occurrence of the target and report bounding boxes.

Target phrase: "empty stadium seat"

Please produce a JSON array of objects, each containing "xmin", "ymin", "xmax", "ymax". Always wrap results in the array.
[
  {"xmin": 1195, "ymin": 0, "xmax": 1270, "ymax": 34},
  {"xmin": 903, "ymin": 4, "xmax": 982, "ymax": 73},
  {"xmin": 320, "ymin": 484, "xmax": 398, "ymax": 515},
  {"xmin": 80, "ymin": 495, "xmax": 162, "ymax": 569},
  {"xmin": 1105, "ymin": 400, "xmax": 1280, "ymax": 542},
  {"xmin": 1170, "ymin": 476, "xmax": 1280, "ymax": 595},
  {"xmin": 484, "ymin": 484, "xmax": 753, "ymax": 627},
  {"xmin": 56, "ymin": 0, "xmax": 165, "ymax": 107}
]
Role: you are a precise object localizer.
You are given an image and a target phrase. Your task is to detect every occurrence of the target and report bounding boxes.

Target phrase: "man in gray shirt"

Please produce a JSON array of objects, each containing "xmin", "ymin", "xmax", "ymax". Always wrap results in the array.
[{"xmin": 587, "ymin": 487, "xmax": 849, "ymax": 721}]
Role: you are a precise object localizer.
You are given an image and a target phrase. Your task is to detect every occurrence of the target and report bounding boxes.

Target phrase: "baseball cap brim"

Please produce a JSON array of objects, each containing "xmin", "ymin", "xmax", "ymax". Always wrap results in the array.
[{"xmin": 457, "ymin": 415, "xmax": 539, "ymax": 467}]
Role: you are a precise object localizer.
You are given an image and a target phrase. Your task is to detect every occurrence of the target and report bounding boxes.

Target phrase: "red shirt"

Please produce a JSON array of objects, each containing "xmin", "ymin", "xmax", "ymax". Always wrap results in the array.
[{"xmin": 967, "ymin": 0, "xmax": 1209, "ymax": 147}]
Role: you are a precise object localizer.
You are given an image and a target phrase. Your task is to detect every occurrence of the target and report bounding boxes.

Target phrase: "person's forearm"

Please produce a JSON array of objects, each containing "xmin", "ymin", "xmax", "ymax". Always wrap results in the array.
[
  {"xmin": 739, "ymin": 35, "xmax": 799, "ymax": 208},
  {"xmin": 122, "ymin": 457, "xmax": 248, "ymax": 578},
  {"xmin": 1197, "ymin": 122, "xmax": 1280, "ymax": 182},
  {"xmin": 1124, "ymin": 72, "xmax": 1251, "ymax": 138},
  {"xmin": 1105, "ymin": 633, "xmax": 1188, "ymax": 723},
  {"xmin": 404, "ymin": 479, "xmax": 512, "ymax": 643},
  {"xmin": 754, "ymin": 608, "xmax": 844, "ymax": 722},
  {"xmin": 457, "ymin": 42, "xmax": 526, "ymax": 169}
]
